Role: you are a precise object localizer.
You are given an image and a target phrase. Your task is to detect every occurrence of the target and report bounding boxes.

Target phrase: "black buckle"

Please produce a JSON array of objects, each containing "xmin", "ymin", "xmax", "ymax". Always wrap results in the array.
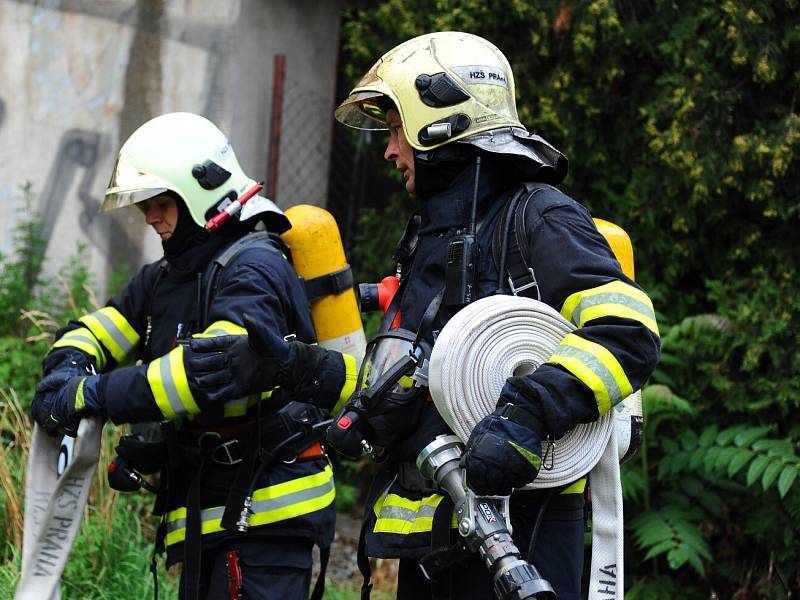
[{"xmin": 211, "ymin": 439, "xmax": 243, "ymax": 466}]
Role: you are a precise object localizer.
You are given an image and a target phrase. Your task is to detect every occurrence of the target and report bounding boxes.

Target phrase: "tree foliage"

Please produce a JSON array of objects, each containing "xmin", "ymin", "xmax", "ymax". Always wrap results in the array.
[{"xmin": 340, "ymin": 1, "xmax": 800, "ymax": 596}]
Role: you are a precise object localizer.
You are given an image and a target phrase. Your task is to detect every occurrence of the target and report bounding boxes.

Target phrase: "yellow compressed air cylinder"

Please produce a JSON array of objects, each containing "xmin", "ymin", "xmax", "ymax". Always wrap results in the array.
[
  {"xmin": 593, "ymin": 218, "xmax": 635, "ymax": 281},
  {"xmin": 282, "ymin": 205, "xmax": 366, "ymax": 365},
  {"xmin": 592, "ymin": 217, "xmax": 643, "ymax": 463}
]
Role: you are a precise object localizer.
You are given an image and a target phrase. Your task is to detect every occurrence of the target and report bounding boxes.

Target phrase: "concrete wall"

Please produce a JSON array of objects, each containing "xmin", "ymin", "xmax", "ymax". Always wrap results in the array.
[{"xmin": 0, "ymin": 0, "xmax": 341, "ymax": 296}]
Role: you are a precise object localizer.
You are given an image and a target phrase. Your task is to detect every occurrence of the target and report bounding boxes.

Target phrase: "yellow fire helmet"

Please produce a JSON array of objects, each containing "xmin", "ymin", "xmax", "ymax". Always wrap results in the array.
[
  {"xmin": 335, "ymin": 31, "xmax": 567, "ymax": 183},
  {"xmin": 103, "ymin": 112, "xmax": 290, "ymax": 232}
]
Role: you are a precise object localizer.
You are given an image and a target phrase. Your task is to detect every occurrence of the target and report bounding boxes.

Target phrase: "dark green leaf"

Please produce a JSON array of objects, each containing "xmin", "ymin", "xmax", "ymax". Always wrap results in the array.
[
  {"xmin": 727, "ymin": 449, "xmax": 753, "ymax": 478},
  {"xmin": 777, "ymin": 465, "xmax": 798, "ymax": 498},
  {"xmin": 716, "ymin": 425, "xmax": 747, "ymax": 446},
  {"xmin": 643, "ymin": 539, "xmax": 676, "ymax": 560},
  {"xmin": 762, "ymin": 459, "xmax": 784, "ymax": 491},
  {"xmin": 698, "ymin": 426, "xmax": 718, "ymax": 447},
  {"xmin": 714, "ymin": 446, "xmax": 739, "ymax": 472},
  {"xmin": 747, "ymin": 455, "xmax": 770, "ymax": 487},
  {"xmin": 666, "ymin": 546, "xmax": 690, "ymax": 569},
  {"xmin": 680, "ymin": 429, "xmax": 698, "ymax": 450},
  {"xmin": 734, "ymin": 426, "xmax": 773, "ymax": 447}
]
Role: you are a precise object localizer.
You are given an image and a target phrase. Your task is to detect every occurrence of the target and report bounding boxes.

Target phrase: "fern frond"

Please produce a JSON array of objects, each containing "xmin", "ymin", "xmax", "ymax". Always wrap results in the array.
[
  {"xmin": 656, "ymin": 424, "xmax": 800, "ymax": 498},
  {"xmin": 630, "ymin": 506, "xmax": 711, "ymax": 576}
]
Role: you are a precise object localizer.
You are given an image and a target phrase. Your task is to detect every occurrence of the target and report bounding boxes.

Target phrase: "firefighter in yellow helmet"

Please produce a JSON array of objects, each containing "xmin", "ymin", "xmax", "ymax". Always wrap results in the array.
[
  {"xmin": 30, "ymin": 112, "xmax": 356, "ymax": 599},
  {"xmin": 185, "ymin": 32, "xmax": 660, "ymax": 599},
  {"xmin": 329, "ymin": 31, "xmax": 660, "ymax": 599}
]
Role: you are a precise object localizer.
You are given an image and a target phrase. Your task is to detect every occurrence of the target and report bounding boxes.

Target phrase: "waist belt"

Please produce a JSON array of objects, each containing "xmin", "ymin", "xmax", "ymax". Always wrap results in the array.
[{"xmin": 177, "ymin": 426, "xmax": 325, "ymax": 467}]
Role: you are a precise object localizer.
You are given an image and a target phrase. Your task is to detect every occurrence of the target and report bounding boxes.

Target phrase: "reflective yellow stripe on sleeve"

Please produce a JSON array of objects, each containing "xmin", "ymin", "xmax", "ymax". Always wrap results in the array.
[
  {"xmin": 79, "ymin": 307, "xmax": 140, "ymax": 363},
  {"xmin": 195, "ymin": 320, "xmax": 247, "ymax": 338},
  {"xmin": 223, "ymin": 387, "xmax": 276, "ymax": 416},
  {"xmin": 562, "ymin": 477, "xmax": 587, "ymax": 494},
  {"xmin": 194, "ymin": 320, "xmax": 276, "ymax": 416},
  {"xmin": 560, "ymin": 281, "xmax": 659, "ymax": 336},
  {"xmin": 223, "ymin": 394, "xmax": 262, "ymax": 418},
  {"xmin": 548, "ymin": 333, "xmax": 634, "ymax": 415},
  {"xmin": 147, "ymin": 345, "xmax": 200, "ymax": 419},
  {"xmin": 73, "ymin": 378, "xmax": 86, "ymax": 411},
  {"xmin": 333, "ymin": 353, "xmax": 358, "ymax": 415},
  {"xmin": 51, "ymin": 327, "xmax": 107, "ymax": 370},
  {"xmin": 164, "ymin": 463, "xmax": 335, "ymax": 546}
]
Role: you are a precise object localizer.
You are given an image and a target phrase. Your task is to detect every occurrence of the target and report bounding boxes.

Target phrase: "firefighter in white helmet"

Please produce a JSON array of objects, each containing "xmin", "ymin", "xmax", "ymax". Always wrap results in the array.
[{"xmin": 30, "ymin": 112, "xmax": 356, "ymax": 599}]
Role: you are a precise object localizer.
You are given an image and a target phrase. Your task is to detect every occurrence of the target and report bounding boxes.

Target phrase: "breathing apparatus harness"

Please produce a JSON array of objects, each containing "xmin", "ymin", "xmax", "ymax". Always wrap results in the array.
[{"xmin": 108, "ymin": 230, "xmax": 332, "ymax": 600}]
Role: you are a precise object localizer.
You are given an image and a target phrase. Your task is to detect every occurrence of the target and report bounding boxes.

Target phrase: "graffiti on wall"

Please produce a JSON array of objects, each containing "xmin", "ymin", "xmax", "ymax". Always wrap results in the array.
[
  {"xmin": 20, "ymin": 0, "xmax": 233, "ymax": 284},
  {"xmin": 37, "ymin": 129, "xmax": 143, "ymax": 274}
]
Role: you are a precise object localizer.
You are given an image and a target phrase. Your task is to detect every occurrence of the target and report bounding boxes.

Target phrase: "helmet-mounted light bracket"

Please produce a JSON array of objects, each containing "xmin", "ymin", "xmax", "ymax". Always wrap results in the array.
[
  {"xmin": 418, "ymin": 114, "xmax": 471, "ymax": 146},
  {"xmin": 192, "ymin": 159, "xmax": 231, "ymax": 190}
]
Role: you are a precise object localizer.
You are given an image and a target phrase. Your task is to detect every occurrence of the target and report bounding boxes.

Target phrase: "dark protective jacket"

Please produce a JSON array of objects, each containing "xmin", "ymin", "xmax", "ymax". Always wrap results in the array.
[
  {"xmin": 364, "ymin": 158, "xmax": 661, "ymax": 559},
  {"xmin": 47, "ymin": 226, "xmax": 351, "ymax": 566}
]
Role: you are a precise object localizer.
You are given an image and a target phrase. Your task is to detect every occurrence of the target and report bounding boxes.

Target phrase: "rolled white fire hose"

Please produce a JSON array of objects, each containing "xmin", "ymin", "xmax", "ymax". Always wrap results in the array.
[
  {"xmin": 16, "ymin": 418, "xmax": 102, "ymax": 600},
  {"xmin": 429, "ymin": 295, "xmax": 628, "ymax": 599}
]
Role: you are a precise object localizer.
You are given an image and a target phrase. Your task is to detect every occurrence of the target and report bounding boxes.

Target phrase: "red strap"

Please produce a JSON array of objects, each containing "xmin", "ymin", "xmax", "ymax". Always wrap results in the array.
[
  {"xmin": 296, "ymin": 441, "xmax": 324, "ymax": 460},
  {"xmin": 226, "ymin": 550, "xmax": 243, "ymax": 600}
]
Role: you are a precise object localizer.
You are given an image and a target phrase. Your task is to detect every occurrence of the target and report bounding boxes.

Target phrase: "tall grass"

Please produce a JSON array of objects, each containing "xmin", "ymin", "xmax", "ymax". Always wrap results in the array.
[
  {"xmin": 0, "ymin": 205, "xmax": 178, "ymax": 597},
  {"xmin": 0, "ymin": 375, "xmax": 180, "ymax": 598}
]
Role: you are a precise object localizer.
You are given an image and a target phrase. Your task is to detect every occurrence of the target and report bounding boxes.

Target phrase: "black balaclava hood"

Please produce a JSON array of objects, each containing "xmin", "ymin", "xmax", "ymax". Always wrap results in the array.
[
  {"xmin": 161, "ymin": 193, "xmax": 209, "ymax": 257},
  {"xmin": 413, "ymin": 144, "xmax": 522, "ymax": 207},
  {"xmin": 412, "ymin": 144, "xmax": 473, "ymax": 201}
]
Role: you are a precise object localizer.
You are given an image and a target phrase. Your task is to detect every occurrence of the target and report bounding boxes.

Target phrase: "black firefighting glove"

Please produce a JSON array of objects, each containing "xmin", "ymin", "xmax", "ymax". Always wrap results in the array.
[
  {"xmin": 462, "ymin": 402, "xmax": 544, "ymax": 496},
  {"xmin": 31, "ymin": 372, "xmax": 105, "ymax": 437},
  {"xmin": 184, "ymin": 314, "xmax": 330, "ymax": 404}
]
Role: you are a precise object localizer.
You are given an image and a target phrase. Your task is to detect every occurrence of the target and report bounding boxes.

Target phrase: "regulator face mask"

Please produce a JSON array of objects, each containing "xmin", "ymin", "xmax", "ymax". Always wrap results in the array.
[
  {"xmin": 326, "ymin": 328, "xmax": 430, "ymax": 456},
  {"xmin": 359, "ymin": 329, "xmax": 431, "ymax": 445}
]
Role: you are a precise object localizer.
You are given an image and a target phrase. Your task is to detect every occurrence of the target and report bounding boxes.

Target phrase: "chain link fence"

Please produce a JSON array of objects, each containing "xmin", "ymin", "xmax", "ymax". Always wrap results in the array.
[{"xmin": 272, "ymin": 71, "xmax": 337, "ymax": 207}]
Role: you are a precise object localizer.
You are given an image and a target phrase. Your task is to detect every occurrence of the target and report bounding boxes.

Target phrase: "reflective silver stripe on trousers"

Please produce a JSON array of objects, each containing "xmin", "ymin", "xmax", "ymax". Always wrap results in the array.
[
  {"xmin": 378, "ymin": 503, "xmax": 437, "ymax": 522},
  {"xmin": 166, "ymin": 517, "xmax": 187, "ymax": 535},
  {"xmin": 167, "ymin": 478, "xmax": 335, "ymax": 532},
  {"xmin": 250, "ymin": 479, "xmax": 335, "ymax": 514}
]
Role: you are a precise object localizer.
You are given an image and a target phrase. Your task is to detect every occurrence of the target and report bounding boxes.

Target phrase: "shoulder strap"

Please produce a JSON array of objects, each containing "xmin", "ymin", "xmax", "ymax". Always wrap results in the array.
[
  {"xmin": 492, "ymin": 183, "xmax": 549, "ymax": 299},
  {"xmin": 199, "ymin": 231, "xmax": 284, "ymax": 330}
]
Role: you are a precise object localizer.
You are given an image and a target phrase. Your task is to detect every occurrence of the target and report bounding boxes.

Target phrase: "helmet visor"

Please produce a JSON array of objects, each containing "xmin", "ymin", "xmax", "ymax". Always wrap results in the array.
[
  {"xmin": 101, "ymin": 151, "xmax": 174, "ymax": 213},
  {"xmin": 334, "ymin": 91, "xmax": 392, "ymax": 131}
]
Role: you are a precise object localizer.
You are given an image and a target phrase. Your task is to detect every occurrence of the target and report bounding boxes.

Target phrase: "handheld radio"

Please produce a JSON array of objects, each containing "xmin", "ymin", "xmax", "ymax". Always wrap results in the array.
[{"xmin": 444, "ymin": 157, "xmax": 481, "ymax": 307}]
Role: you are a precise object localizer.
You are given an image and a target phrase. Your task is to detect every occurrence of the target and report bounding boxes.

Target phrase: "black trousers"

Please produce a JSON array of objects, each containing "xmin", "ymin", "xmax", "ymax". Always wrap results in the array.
[
  {"xmin": 178, "ymin": 536, "xmax": 313, "ymax": 600},
  {"xmin": 396, "ymin": 490, "xmax": 585, "ymax": 600}
]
